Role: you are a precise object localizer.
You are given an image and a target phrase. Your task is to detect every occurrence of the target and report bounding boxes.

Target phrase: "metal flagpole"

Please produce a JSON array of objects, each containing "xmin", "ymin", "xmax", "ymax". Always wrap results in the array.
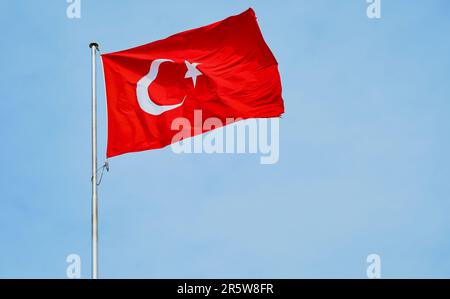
[{"xmin": 89, "ymin": 42, "xmax": 99, "ymax": 279}]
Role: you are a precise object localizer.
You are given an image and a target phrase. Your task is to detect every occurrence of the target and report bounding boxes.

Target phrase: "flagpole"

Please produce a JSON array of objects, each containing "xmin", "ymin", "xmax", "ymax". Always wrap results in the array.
[{"xmin": 89, "ymin": 42, "xmax": 99, "ymax": 279}]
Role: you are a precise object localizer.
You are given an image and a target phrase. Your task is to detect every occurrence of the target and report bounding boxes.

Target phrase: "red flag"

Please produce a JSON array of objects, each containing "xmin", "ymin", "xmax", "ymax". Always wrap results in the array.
[{"xmin": 101, "ymin": 8, "xmax": 284, "ymax": 158}]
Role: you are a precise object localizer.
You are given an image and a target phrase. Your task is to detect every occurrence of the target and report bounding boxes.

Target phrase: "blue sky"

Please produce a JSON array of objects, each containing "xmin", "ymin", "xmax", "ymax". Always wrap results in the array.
[{"xmin": 1, "ymin": 0, "xmax": 450, "ymax": 278}]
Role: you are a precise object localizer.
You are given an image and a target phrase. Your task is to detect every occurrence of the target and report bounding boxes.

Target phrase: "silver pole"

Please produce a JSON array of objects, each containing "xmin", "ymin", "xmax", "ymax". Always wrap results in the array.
[{"xmin": 89, "ymin": 42, "xmax": 99, "ymax": 279}]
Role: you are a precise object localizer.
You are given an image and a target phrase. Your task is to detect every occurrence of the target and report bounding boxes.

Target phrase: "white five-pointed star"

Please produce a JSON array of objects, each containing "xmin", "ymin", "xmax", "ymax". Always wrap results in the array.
[{"xmin": 184, "ymin": 60, "xmax": 202, "ymax": 87}]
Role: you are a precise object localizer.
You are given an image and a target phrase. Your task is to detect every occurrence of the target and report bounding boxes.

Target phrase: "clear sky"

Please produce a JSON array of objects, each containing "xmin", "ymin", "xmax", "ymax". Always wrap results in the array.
[{"xmin": 1, "ymin": 0, "xmax": 450, "ymax": 278}]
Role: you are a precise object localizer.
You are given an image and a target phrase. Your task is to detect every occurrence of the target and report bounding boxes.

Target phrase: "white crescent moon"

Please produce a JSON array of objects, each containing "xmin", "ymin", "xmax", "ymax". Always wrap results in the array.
[{"xmin": 136, "ymin": 59, "xmax": 185, "ymax": 115}]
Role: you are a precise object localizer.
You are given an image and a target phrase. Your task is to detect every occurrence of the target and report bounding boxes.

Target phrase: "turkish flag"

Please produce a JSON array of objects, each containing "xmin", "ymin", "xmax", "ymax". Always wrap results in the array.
[{"xmin": 101, "ymin": 8, "xmax": 284, "ymax": 158}]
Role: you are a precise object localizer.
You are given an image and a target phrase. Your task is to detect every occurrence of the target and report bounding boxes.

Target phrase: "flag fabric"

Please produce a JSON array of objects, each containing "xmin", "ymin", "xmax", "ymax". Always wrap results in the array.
[{"xmin": 101, "ymin": 8, "xmax": 284, "ymax": 158}]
